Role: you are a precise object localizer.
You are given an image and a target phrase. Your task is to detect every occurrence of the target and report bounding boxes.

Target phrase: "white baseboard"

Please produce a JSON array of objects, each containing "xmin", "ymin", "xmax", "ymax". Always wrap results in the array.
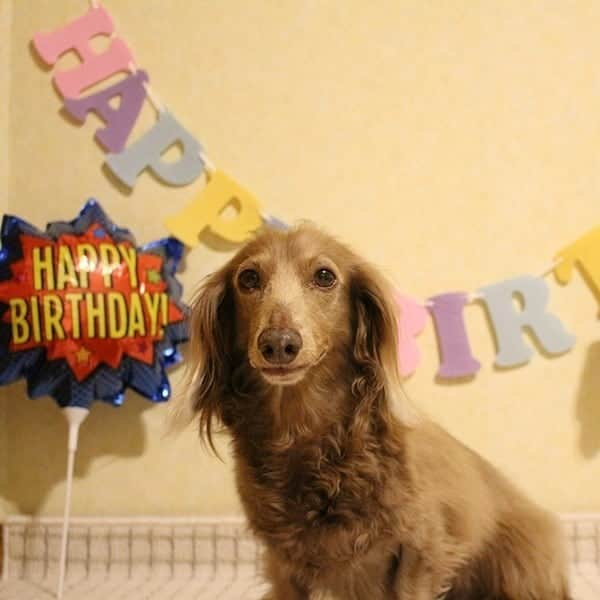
[{"xmin": 1, "ymin": 514, "xmax": 599, "ymax": 600}]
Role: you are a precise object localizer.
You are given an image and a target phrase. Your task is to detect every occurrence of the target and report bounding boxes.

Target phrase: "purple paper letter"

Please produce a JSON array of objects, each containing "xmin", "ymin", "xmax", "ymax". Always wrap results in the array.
[
  {"xmin": 427, "ymin": 292, "xmax": 480, "ymax": 378},
  {"xmin": 64, "ymin": 70, "xmax": 148, "ymax": 153}
]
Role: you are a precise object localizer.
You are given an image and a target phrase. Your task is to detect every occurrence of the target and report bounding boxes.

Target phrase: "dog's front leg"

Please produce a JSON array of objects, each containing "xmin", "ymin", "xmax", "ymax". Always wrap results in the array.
[
  {"xmin": 393, "ymin": 545, "xmax": 445, "ymax": 600},
  {"xmin": 263, "ymin": 550, "xmax": 310, "ymax": 600}
]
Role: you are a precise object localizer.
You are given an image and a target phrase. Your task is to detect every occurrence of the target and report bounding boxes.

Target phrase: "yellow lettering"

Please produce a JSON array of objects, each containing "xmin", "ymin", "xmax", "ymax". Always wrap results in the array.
[
  {"xmin": 30, "ymin": 296, "xmax": 41, "ymax": 342},
  {"xmin": 9, "ymin": 299, "xmax": 29, "ymax": 344},
  {"xmin": 56, "ymin": 245, "xmax": 78, "ymax": 290},
  {"xmin": 143, "ymin": 293, "xmax": 161, "ymax": 335},
  {"xmin": 85, "ymin": 293, "xmax": 106, "ymax": 338},
  {"xmin": 160, "ymin": 293, "xmax": 168, "ymax": 333},
  {"xmin": 42, "ymin": 295, "xmax": 65, "ymax": 341},
  {"xmin": 32, "ymin": 246, "xmax": 55, "ymax": 290},
  {"xmin": 106, "ymin": 292, "xmax": 127, "ymax": 338},
  {"xmin": 76, "ymin": 244, "xmax": 98, "ymax": 289},
  {"xmin": 118, "ymin": 245, "xmax": 138, "ymax": 288},
  {"xmin": 127, "ymin": 293, "xmax": 145, "ymax": 337},
  {"xmin": 65, "ymin": 292, "xmax": 83, "ymax": 339},
  {"xmin": 99, "ymin": 244, "xmax": 121, "ymax": 287}
]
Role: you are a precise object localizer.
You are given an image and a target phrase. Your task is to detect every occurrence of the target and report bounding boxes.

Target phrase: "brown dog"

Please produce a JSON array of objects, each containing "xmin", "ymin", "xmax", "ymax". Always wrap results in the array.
[{"xmin": 176, "ymin": 225, "xmax": 571, "ymax": 599}]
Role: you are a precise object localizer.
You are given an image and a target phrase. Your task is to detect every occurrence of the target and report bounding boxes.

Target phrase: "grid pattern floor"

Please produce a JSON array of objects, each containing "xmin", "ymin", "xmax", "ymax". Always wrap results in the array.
[
  {"xmin": 0, "ymin": 568, "xmax": 269, "ymax": 599},
  {"xmin": 1, "ymin": 515, "xmax": 599, "ymax": 599},
  {"xmin": 571, "ymin": 565, "xmax": 600, "ymax": 600},
  {"xmin": 1, "ymin": 570, "xmax": 600, "ymax": 600}
]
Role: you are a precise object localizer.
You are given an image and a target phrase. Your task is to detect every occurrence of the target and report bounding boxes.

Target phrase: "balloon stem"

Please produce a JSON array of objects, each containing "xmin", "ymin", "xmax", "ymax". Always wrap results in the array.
[
  {"xmin": 56, "ymin": 445, "xmax": 76, "ymax": 599},
  {"xmin": 57, "ymin": 407, "xmax": 88, "ymax": 600}
]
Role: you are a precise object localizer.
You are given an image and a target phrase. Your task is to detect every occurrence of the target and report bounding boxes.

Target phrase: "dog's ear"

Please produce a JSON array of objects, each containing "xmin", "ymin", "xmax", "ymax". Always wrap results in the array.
[
  {"xmin": 172, "ymin": 264, "xmax": 235, "ymax": 453},
  {"xmin": 350, "ymin": 262, "xmax": 416, "ymax": 427},
  {"xmin": 351, "ymin": 262, "xmax": 400, "ymax": 394}
]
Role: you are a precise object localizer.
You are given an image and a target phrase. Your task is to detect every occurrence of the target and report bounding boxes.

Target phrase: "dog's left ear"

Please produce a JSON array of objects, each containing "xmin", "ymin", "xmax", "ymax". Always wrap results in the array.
[
  {"xmin": 351, "ymin": 262, "xmax": 400, "ymax": 392},
  {"xmin": 350, "ymin": 262, "xmax": 416, "ymax": 426}
]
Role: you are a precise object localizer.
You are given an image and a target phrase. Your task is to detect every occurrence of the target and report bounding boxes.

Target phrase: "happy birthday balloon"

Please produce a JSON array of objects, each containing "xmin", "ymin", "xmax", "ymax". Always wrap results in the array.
[{"xmin": 0, "ymin": 200, "xmax": 188, "ymax": 407}]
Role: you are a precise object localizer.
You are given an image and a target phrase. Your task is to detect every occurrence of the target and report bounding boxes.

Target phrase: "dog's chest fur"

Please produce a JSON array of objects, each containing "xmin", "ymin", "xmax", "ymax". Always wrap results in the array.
[{"xmin": 232, "ymin": 418, "xmax": 405, "ymax": 581}]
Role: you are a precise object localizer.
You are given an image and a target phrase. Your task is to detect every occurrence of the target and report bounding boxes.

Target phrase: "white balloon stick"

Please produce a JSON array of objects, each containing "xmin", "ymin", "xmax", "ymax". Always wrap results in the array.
[{"xmin": 56, "ymin": 407, "xmax": 89, "ymax": 600}]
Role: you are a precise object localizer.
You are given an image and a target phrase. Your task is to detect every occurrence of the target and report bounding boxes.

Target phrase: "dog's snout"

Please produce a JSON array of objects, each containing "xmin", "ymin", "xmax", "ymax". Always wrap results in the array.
[{"xmin": 258, "ymin": 328, "xmax": 303, "ymax": 365}]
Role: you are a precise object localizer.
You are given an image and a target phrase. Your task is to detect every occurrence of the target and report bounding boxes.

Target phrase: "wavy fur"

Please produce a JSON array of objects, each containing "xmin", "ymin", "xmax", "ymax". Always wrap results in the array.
[{"xmin": 177, "ymin": 225, "xmax": 571, "ymax": 600}]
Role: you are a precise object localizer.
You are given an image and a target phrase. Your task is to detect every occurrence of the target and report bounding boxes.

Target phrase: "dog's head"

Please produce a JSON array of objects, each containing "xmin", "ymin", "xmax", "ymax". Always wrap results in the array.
[{"xmin": 178, "ymin": 225, "xmax": 409, "ymax": 446}]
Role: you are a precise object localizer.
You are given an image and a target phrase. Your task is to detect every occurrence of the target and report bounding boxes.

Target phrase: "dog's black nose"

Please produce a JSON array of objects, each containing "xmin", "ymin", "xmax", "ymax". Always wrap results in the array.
[{"xmin": 258, "ymin": 328, "xmax": 303, "ymax": 365}]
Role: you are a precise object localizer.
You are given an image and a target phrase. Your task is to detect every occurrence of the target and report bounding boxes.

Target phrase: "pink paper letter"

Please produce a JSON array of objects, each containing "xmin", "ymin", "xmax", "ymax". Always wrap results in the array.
[
  {"xmin": 32, "ymin": 6, "xmax": 133, "ymax": 99},
  {"xmin": 395, "ymin": 294, "xmax": 428, "ymax": 377}
]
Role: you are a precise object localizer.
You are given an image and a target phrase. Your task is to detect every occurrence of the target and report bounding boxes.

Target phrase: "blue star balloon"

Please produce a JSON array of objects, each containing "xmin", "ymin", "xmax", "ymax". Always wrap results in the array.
[{"xmin": 0, "ymin": 199, "xmax": 188, "ymax": 408}]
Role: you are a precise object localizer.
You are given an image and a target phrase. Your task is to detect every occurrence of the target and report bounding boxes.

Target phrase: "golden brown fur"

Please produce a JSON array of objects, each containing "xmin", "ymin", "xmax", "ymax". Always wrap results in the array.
[{"xmin": 177, "ymin": 225, "xmax": 571, "ymax": 599}]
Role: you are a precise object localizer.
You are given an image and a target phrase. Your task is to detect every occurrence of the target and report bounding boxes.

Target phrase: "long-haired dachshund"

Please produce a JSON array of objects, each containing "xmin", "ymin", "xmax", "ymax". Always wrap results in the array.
[{"xmin": 175, "ymin": 224, "xmax": 571, "ymax": 600}]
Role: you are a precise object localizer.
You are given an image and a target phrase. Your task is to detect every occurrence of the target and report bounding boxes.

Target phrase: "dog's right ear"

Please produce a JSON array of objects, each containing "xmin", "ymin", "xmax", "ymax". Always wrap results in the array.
[{"xmin": 170, "ymin": 265, "xmax": 234, "ymax": 453}]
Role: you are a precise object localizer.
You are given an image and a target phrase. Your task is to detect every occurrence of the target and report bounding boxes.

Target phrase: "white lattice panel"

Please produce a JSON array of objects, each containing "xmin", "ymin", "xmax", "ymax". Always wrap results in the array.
[
  {"xmin": 0, "ymin": 517, "xmax": 268, "ymax": 599},
  {"xmin": 1, "ymin": 514, "xmax": 599, "ymax": 599}
]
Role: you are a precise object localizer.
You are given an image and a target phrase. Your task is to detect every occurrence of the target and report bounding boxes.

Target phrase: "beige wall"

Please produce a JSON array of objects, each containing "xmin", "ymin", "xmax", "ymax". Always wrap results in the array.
[
  {"xmin": 0, "ymin": 0, "xmax": 13, "ymax": 520},
  {"xmin": 2, "ymin": 0, "xmax": 600, "ymax": 517}
]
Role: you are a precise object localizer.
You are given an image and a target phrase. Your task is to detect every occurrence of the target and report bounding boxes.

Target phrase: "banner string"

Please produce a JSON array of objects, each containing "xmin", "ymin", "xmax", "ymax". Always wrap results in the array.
[
  {"xmin": 199, "ymin": 151, "xmax": 217, "ymax": 174},
  {"xmin": 127, "ymin": 60, "xmax": 166, "ymax": 114},
  {"xmin": 415, "ymin": 258, "xmax": 563, "ymax": 308},
  {"xmin": 87, "ymin": 0, "xmax": 568, "ymax": 308},
  {"xmin": 91, "ymin": 2, "xmax": 222, "ymax": 181},
  {"xmin": 539, "ymin": 258, "xmax": 562, "ymax": 278}
]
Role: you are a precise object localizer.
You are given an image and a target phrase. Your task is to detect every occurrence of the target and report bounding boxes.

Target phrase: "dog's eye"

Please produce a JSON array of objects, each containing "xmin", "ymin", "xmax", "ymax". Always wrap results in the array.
[
  {"xmin": 314, "ymin": 268, "xmax": 336, "ymax": 288},
  {"xmin": 238, "ymin": 269, "xmax": 260, "ymax": 291}
]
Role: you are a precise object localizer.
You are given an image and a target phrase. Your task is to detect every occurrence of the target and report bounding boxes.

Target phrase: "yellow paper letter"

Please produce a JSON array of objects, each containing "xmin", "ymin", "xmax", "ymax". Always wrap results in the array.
[
  {"xmin": 555, "ymin": 226, "xmax": 600, "ymax": 309},
  {"xmin": 164, "ymin": 170, "xmax": 263, "ymax": 246}
]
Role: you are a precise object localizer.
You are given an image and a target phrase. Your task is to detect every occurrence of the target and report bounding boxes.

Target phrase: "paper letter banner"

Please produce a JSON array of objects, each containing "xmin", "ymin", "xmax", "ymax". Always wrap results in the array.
[
  {"xmin": 164, "ymin": 170, "xmax": 263, "ymax": 245},
  {"xmin": 428, "ymin": 293, "xmax": 481, "ymax": 378},
  {"xmin": 395, "ymin": 294, "xmax": 428, "ymax": 377},
  {"xmin": 479, "ymin": 276, "xmax": 575, "ymax": 368},
  {"xmin": 29, "ymin": 2, "xmax": 600, "ymax": 385},
  {"xmin": 105, "ymin": 111, "xmax": 204, "ymax": 188},
  {"xmin": 0, "ymin": 200, "xmax": 188, "ymax": 408},
  {"xmin": 32, "ymin": 6, "xmax": 133, "ymax": 99},
  {"xmin": 554, "ymin": 226, "xmax": 600, "ymax": 311},
  {"xmin": 64, "ymin": 70, "xmax": 149, "ymax": 153},
  {"xmin": 263, "ymin": 215, "xmax": 290, "ymax": 231}
]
